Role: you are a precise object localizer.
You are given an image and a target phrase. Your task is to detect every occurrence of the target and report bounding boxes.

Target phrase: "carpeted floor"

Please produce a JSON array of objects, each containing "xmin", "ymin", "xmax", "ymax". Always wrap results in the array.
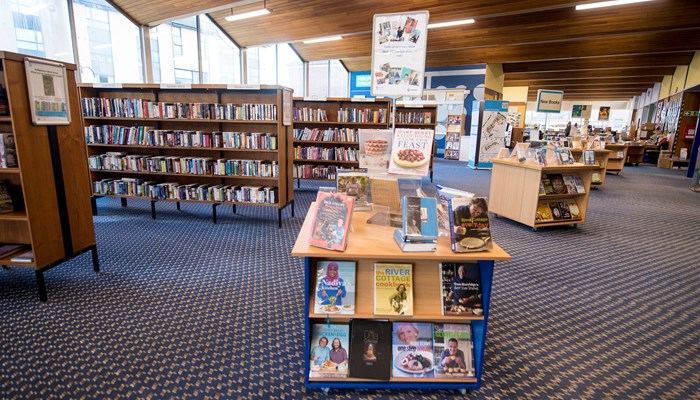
[{"xmin": 1, "ymin": 159, "xmax": 699, "ymax": 399}]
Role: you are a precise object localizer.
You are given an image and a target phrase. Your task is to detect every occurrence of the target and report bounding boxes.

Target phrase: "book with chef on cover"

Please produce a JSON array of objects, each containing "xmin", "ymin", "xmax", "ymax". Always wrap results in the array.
[
  {"xmin": 314, "ymin": 260, "xmax": 356, "ymax": 315},
  {"xmin": 309, "ymin": 191, "xmax": 355, "ymax": 251},
  {"xmin": 309, "ymin": 323, "xmax": 350, "ymax": 379},
  {"xmin": 448, "ymin": 197, "xmax": 492, "ymax": 252}
]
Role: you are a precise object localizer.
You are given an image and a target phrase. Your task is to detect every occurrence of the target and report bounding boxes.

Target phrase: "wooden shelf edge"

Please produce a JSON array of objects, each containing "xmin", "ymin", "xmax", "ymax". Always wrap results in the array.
[
  {"xmin": 90, "ymin": 170, "xmax": 279, "ymax": 180},
  {"xmin": 87, "ymin": 144, "xmax": 278, "ymax": 153},
  {"xmin": 534, "ymin": 219, "xmax": 583, "ymax": 227},
  {"xmin": 0, "ymin": 210, "xmax": 29, "ymax": 221},
  {"xmin": 0, "ymin": 167, "xmax": 21, "ymax": 174},
  {"xmin": 93, "ymin": 194, "xmax": 284, "ymax": 207},
  {"xmin": 82, "ymin": 116, "xmax": 278, "ymax": 124}
]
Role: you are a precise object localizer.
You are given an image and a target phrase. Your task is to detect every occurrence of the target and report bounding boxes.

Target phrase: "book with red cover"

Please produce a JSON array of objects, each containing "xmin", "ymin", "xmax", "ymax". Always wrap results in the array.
[{"xmin": 309, "ymin": 191, "xmax": 355, "ymax": 251}]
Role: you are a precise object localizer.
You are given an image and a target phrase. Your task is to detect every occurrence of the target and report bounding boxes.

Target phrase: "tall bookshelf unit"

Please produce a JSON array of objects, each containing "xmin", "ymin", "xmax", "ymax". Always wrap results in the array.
[
  {"xmin": 395, "ymin": 104, "xmax": 438, "ymax": 181},
  {"xmin": 292, "ymin": 203, "xmax": 511, "ymax": 392},
  {"xmin": 79, "ymin": 84, "xmax": 294, "ymax": 227},
  {"xmin": 292, "ymin": 98, "xmax": 390, "ymax": 186},
  {"xmin": 0, "ymin": 52, "xmax": 98, "ymax": 301}
]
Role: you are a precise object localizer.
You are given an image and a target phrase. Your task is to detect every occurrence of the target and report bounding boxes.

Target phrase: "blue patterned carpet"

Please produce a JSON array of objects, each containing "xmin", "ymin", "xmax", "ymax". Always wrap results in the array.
[{"xmin": 1, "ymin": 159, "xmax": 699, "ymax": 399}]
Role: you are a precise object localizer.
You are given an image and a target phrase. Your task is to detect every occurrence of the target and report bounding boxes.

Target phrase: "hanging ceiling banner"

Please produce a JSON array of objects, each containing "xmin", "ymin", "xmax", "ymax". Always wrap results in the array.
[
  {"xmin": 370, "ymin": 11, "xmax": 429, "ymax": 98},
  {"xmin": 536, "ymin": 89, "xmax": 564, "ymax": 113}
]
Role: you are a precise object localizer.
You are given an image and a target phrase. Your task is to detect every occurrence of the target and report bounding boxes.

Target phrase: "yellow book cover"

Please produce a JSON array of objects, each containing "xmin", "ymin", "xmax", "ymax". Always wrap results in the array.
[{"xmin": 374, "ymin": 263, "xmax": 413, "ymax": 316}]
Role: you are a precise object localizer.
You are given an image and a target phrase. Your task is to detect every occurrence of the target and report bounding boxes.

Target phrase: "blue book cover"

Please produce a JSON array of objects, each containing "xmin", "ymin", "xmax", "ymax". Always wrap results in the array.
[{"xmin": 402, "ymin": 196, "xmax": 438, "ymax": 241}]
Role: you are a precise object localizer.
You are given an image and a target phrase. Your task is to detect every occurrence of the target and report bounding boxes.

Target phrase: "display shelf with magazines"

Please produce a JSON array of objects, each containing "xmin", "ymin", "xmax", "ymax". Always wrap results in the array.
[
  {"xmin": 489, "ymin": 159, "xmax": 596, "ymax": 231},
  {"xmin": 79, "ymin": 83, "xmax": 294, "ymax": 227},
  {"xmin": 292, "ymin": 98, "xmax": 390, "ymax": 186},
  {"xmin": 0, "ymin": 51, "xmax": 99, "ymax": 301},
  {"xmin": 604, "ymin": 144, "xmax": 628, "ymax": 174},
  {"xmin": 292, "ymin": 201, "xmax": 511, "ymax": 391},
  {"xmin": 569, "ymin": 148, "xmax": 611, "ymax": 187},
  {"xmin": 395, "ymin": 105, "xmax": 437, "ymax": 181}
]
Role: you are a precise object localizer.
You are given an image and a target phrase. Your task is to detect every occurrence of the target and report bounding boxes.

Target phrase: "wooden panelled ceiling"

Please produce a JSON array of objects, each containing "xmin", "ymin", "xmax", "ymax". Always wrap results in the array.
[{"xmin": 109, "ymin": 0, "xmax": 700, "ymax": 100}]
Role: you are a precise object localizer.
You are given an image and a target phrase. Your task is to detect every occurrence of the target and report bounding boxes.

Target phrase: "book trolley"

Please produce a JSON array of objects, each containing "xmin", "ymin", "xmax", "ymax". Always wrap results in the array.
[{"xmin": 292, "ymin": 203, "xmax": 511, "ymax": 392}]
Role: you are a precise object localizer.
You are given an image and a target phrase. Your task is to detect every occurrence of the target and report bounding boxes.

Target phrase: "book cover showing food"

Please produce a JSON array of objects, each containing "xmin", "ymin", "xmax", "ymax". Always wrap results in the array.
[
  {"xmin": 440, "ymin": 263, "xmax": 483, "ymax": 316},
  {"xmin": 448, "ymin": 197, "xmax": 493, "ymax": 252},
  {"xmin": 309, "ymin": 323, "xmax": 350, "ymax": 379},
  {"xmin": 0, "ymin": 183, "xmax": 14, "ymax": 214},
  {"xmin": 336, "ymin": 170, "xmax": 371, "ymax": 211},
  {"xmin": 348, "ymin": 319, "xmax": 392, "ymax": 380},
  {"xmin": 359, "ymin": 129, "xmax": 392, "ymax": 172},
  {"xmin": 541, "ymin": 176, "xmax": 554, "ymax": 195},
  {"xmin": 569, "ymin": 202, "xmax": 581, "ymax": 219},
  {"xmin": 536, "ymin": 203, "xmax": 554, "ymax": 222},
  {"xmin": 433, "ymin": 323, "xmax": 475, "ymax": 379},
  {"xmin": 392, "ymin": 322, "xmax": 434, "ymax": 378},
  {"xmin": 550, "ymin": 202, "xmax": 563, "ymax": 220},
  {"xmin": 374, "ymin": 263, "xmax": 413, "ymax": 316},
  {"xmin": 559, "ymin": 201, "xmax": 572, "ymax": 219},
  {"xmin": 401, "ymin": 196, "xmax": 438, "ymax": 241},
  {"xmin": 314, "ymin": 261, "xmax": 356, "ymax": 315},
  {"xmin": 309, "ymin": 191, "xmax": 355, "ymax": 251},
  {"xmin": 388, "ymin": 128, "xmax": 434, "ymax": 177}
]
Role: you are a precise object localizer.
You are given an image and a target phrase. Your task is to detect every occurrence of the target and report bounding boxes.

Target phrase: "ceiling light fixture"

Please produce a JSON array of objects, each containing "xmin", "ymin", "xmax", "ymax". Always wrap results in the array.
[
  {"xmin": 302, "ymin": 36, "xmax": 343, "ymax": 44},
  {"xmin": 225, "ymin": 0, "xmax": 270, "ymax": 22},
  {"xmin": 575, "ymin": 0, "xmax": 652, "ymax": 11},
  {"xmin": 427, "ymin": 19, "xmax": 475, "ymax": 29}
]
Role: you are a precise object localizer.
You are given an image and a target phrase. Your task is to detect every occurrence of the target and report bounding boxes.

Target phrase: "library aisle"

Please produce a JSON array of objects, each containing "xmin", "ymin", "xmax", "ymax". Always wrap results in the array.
[{"xmin": 1, "ymin": 159, "xmax": 698, "ymax": 399}]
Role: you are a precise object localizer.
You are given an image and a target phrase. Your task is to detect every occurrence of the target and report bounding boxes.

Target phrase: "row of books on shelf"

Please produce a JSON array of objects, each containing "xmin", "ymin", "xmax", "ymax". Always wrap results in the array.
[
  {"xmin": 0, "ymin": 244, "xmax": 33, "ymax": 263},
  {"xmin": 444, "ymin": 149, "xmax": 460, "ymax": 159},
  {"xmin": 293, "ymin": 164, "xmax": 339, "ymax": 180},
  {"xmin": 539, "ymin": 174, "xmax": 586, "ymax": 195},
  {"xmin": 310, "ymin": 320, "xmax": 475, "ymax": 381},
  {"xmin": 85, "ymin": 126, "xmax": 278, "ymax": 150},
  {"xmin": 535, "ymin": 201, "xmax": 581, "ymax": 222},
  {"xmin": 293, "ymin": 107, "xmax": 328, "ymax": 122},
  {"xmin": 294, "ymin": 146, "xmax": 359, "ymax": 162},
  {"xmin": 93, "ymin": 179, "xmax": 277, "ymax": 204},
  {"xmin": 0, "ymin": 133, "xmax": 17, "ymax": 168},
  {"xmin": 81, "ymin": 97, "xmax": 277, "ymax": 121},
  {"xmin": 314, "ymin": 261, "xmax": 483, "ymax": 317},
  {"xmin": 292, "ymin": 127, "xmax": 358, "ymax": 142},
  {"xmin": 89, "ymin": 154, "xmax": 279, "ymax": 178},
  {"xmin": 396, "ymin": 111, "xmax": 433, "ymax": 124},
  {"xmin": 337, "ymin": 108, "xmax": 387, "ymax": 123},
  {"xmin": 445, "ymin": 132, "xmax": 460, "ymax": 142}
]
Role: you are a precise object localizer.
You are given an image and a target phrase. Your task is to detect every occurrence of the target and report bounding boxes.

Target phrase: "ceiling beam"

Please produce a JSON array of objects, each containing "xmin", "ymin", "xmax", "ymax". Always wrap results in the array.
[
  {"xmin": 506, "ymin": 78, "xmax": 662, "ymax": 87},
  {"xmin": 505, "ymin": 67, "xmax": 675, "ymax": 81},
  {"xmin": 502, "ymin": 53, "xmax": 696, "ymax": 74}
]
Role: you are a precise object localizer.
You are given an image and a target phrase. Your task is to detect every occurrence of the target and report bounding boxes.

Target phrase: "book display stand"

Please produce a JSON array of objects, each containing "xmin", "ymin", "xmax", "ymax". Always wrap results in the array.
[
  {"xmin": 604, "ymin": 144, "xmax": 628, "ymax": 174},
  {"xmin": 569, "ymin": 148, "xmax": 611, "ymax": 187},
  {"xmin": 79, "ymin": 84, "xmax": 294, "ymax": 228},
  {"xmin": 0, "ymin": 52, "xmax": 99, "ymax": 301},
  {"xmin": 292, "ymin": 202, "xmax": 511, "ymax": 392},
  {"xmin": 489, "ymin": 159, "xmax": 596, "ymax": 231}
]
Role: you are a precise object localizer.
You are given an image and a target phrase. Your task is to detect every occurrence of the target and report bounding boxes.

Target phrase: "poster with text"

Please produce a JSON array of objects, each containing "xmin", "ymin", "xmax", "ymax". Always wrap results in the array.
[
  {"xmin": 24, "ymin": 58, "xmax": 71, "ymax": 125},
  {"xmin": 478, "ymin": 100, "xmax": 509, "ymax": 167},
  {"xmin": 371, "ymin": 11, "xmax": 429, "ymax": 98}
]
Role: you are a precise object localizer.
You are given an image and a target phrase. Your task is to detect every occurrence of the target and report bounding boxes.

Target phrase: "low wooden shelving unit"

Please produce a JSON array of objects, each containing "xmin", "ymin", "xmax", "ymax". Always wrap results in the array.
[{"xmin": 489, "ymin": 159, "xmax": 595, "ymax": 231}]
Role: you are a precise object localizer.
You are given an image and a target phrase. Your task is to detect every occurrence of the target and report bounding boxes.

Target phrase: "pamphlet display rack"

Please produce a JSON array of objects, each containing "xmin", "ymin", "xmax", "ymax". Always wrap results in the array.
[{"xmin": 292, "ymin": 202, "xmax": 511, "ymax": 392}]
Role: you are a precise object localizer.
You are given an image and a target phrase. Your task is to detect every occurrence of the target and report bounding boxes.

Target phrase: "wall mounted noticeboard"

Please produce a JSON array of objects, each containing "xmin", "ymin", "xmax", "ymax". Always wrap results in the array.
[
  {"xmin": 24, "ymin": 57, "xmax": 71, "ymax": 125},
  {"xmin": 370, "ymin": 11, "xmax": 429, "ymax": 98}
]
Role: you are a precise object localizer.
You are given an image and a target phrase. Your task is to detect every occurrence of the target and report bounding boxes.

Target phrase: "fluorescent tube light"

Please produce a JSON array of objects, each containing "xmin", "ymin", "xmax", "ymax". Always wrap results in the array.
[
  {"xmin": 302, "ymin": 36, "xmax": 343, "ymax": 44},
  {"xmin": 427, "ymin": 19, "xmax": 475, "ymax": 29},
  {"xmin": 225, "ymin": 8, "xmax": 270, "ymax": 22},
  {"xmin": 576, "ymin": 0, "xmax": 652, "ymax": 10}
]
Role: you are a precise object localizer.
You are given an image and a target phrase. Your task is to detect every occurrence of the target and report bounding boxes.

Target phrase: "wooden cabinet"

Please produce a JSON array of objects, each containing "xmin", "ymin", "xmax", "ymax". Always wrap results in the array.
[
  {"xmin": 79, "ymin": 84, "xmax": 294, "ymax": 227},
  {"xmin": 292, "ymin": 203, "xmax": 511, "ymax": 391},
  {"xmin": 569, "ymin": 149, "xmax": 610, "ymax": 187},
  {"xmin": 0, "ymin": 51, "xmax": 98, "ymax": 301},
  {"xmin": 625, "ymin": 144, "xmax": 645, "ymax": 165},
  {"xmin": 489, "ymin": 159, "xmax": 595, "ymax": 230},
  {"xmin": 605, "ymin": 144, "xmax": 628, "ymax": 174},
  {"xmin": 292, "ymin": 98, "xmax": 389, "ymax": 185}
]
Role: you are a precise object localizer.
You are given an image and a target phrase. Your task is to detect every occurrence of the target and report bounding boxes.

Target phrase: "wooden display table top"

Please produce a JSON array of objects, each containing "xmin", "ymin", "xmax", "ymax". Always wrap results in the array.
[
  {"xmin": 292, "ymin": 202, "xmax": 511, "ymax": 261},
  {"xmin": 491, "ymin": 158, "xmax": 599, "ymax": 172}
]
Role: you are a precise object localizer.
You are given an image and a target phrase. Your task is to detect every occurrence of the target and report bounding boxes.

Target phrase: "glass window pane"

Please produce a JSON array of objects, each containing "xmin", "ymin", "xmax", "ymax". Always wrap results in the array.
[
  {"xmin": 0, "ymin": 0, "xmax": 74, "ymax": 63},
  {"xmin": 72, "ymin": 0, "xmax": 143, "ymax": 83},
  {"xmin": 329, "ymin": 60, "xmax": 348, "ymax": 97},
  {"xmin": 258, "ymin": 45, "xmax": 276, "ymax": 84},
  {"xmin": 150, "ymin": 17, "xmax": 199, "ymax": 84},
  {"xmin": 246, "ymin": 47, "xmax": 260, "ymax": 84},
  {"xmin": 308, "ymin": 60, "xmax": 329, "ymax": 98},
  {"xmin": 278, "ymin": 43, "xmax": 303, "ymax": 96},
  {"xmin": 199, "ymin": 15, "xmax": 240, "ymax": 84}
]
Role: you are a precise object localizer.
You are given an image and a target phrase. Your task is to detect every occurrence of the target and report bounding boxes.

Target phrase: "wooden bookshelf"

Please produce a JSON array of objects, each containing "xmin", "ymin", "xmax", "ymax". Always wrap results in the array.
[
  {"xmin": 605, "ymin": 144, "xmax": 628, "ymax": 174},
  {"xmin": 292, "ymin": 98, "xmax": 390, "ymax": 185},
  {"xmin": 569, "ymin": 149, "xmax": 611, "ymax": 187},
  {"xmin": 489, "ymin": 159, "xmax": 596, "ymax": 231},
  {"xmin": 78, "ymin": 84, "xmax": 294, "ymax": 227},
  {"xmin": 292, "ymin": 203, "xmax": 511, "ymax": 390},
  {"xmin": 395, "ymin": 104, "xmax": 438, "ymax": 181},
  {"xmin": 0, "ymin": 51, "xmax": 98, "ymax": 301}
]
